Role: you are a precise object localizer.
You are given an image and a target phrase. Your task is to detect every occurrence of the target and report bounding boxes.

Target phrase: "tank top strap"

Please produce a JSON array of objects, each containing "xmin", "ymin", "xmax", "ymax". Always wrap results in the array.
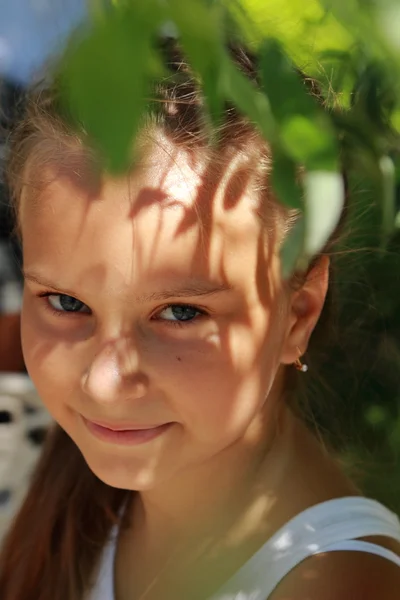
[
  {"xmin": 86, "ymin": 524, "xmax": 118, "ymax": 600},
  {"xmin": 317, "ymin": 539, "xmax": 400, "ymax": 566},
  {"xmin": 210, "ymin": 497, "xmax": 400, "ymax": 600}
]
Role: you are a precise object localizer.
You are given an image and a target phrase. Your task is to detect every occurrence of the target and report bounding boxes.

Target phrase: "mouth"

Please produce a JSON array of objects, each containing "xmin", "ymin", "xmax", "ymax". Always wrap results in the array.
[{"xmin": 82, "ymin": 417, "xmax": 174, "ymax": 446}]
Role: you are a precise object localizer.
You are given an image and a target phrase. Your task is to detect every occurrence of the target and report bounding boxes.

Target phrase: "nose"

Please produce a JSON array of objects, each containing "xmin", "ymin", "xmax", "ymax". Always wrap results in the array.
[{"xmin": 81, "ymin": 338, "xmax": 149, "ymax": 404}]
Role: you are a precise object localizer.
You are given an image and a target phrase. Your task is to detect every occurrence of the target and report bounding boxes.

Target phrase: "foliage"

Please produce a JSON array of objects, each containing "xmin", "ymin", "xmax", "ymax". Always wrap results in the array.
[{"xmin": 59, "ymin": 0, "xmax": 400, "ymax": 277}]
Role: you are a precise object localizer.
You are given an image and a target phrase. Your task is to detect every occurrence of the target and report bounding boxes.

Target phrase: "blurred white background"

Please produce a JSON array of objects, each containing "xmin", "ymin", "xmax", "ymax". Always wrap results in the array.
[{"xmin": 0, "ymin": 374, "xmax": 51, "ymax": 543}]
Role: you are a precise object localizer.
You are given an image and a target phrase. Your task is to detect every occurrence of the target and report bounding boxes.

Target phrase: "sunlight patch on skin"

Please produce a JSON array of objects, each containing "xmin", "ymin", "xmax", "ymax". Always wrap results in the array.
[
  {"xmin": 240, "ymin": 411, "xmax": 265, "ymax": 444},
  {"xmin": 212, "ymin": 151, "xmax": 260, "ymax": 218},
  {"xmin": 81, "ymin": 338, "xmax": 149, "ymax": 403},
  {"xmin": 223, "ymin": 494, "xmax": 276, "ymax": 549},
  {"xmin": 207, "ymin": 155, "xmax": 260, "ymax": 283},
  {"xmin": 138, "ymin": 138, "xmax": 206, "ymax": 210},
  {"xmin": 130, "ymin": 450, "xmax": 164, "ymax": 489},
  {"xmin": 159, "ymin": 158, "xmax": 204, "ymax": 210},
  {"xmin": 204, "ymin": 330, "xmax": 222, "ymax": 350}
]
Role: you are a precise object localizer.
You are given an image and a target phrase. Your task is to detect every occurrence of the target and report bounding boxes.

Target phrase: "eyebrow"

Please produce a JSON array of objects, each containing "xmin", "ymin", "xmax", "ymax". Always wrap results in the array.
[{"xmin": 23, "ymin": 270, "xmax": 232, "ymax": 302}]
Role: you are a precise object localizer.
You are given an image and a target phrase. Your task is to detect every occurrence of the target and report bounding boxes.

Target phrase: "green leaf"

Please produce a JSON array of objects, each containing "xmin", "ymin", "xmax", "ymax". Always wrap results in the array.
[
  {"xmin": 379, "ymin": 2, "xmax": 400, "ymax": 52},
  {"xmin": 259, "ymin": 40, "xmax": 317, "ymax": 123},
  {"xmin": 303, "ymin": 170, "xmax": 345, "ymax": 257},
  {"xmin": 271, "ymin": 149, "xmax": 303, "ymax": 209},
  {"xmin": 379, "ymin": 155, "xmax": 396, "ymax": 239},
  {"xmin": 259, "ymin": 40, "xmax": 338, "ymax": 170},
  {"xmin": 280, "ymin": 114, "xmax": 338, "ymax": 171},
  {"xmin": 223, "ymin": 55, "xmax": 276, "ymax": 141},
  {"xmin": 169, "ymin": 0, "xmax": 277, "ymax": 143},
  {"xmin": 238, "ymin": 0, "xmax": 352, "ymax": 65},
  {"xmin": 169, "ymin": 0, "xmax": 226, "ymax": 127},
  {"xmin": 280, "ymin": 217, "xmax": 305, "ymax": 278},
  {"xmin": 61, "ymin": 7, "xmax": 161, "ymax": 172}
]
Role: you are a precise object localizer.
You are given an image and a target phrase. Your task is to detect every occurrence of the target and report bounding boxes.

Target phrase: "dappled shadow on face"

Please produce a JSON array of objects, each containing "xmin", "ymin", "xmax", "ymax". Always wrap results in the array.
[
  {"xmin": 22, "ymin": 129, "xmax": 286, "ymax": 456},
  {"xmin": 20, "ymin": 134, "xmax": 289, "ymax": 590},
  {"xmin": 125, "ymin": 138, "xmax": 280, "ymax": 309},
  {"xmin": 223, "ymin": 165, "xmax": 254, "ymax": 212}
]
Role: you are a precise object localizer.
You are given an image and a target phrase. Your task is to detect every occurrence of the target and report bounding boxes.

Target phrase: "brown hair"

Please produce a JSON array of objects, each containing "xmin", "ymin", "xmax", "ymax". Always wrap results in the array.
[{"xmin": 0, "ymin": 40, "xmax": 344, "ymax": 599}]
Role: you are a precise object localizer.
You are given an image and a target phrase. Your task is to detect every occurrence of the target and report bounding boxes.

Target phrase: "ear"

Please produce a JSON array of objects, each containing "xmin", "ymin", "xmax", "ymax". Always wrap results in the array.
[{"xmin": 280, "ymin": 255, "xmax": 330, "ymax": 365}]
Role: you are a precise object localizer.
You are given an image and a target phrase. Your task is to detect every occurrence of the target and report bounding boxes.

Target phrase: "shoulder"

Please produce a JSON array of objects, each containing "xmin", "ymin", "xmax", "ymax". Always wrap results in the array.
[{"xmin": 268, "ymin": 549, "xmax": 400, "ymax": 600}]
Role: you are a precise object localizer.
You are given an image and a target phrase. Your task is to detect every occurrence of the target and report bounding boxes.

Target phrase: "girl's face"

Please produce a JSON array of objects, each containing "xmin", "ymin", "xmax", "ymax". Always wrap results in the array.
[{"xmin": 20, "ymin": 139, "xmax": 325, "ymax": 490}]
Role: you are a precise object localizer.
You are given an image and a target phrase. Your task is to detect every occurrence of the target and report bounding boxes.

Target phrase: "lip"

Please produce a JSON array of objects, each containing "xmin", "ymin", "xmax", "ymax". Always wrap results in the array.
[
  {"xmin": 88, "ymin": 419, "xmax": 166, "ymax": 431},
  {"xmin": 82, "ymin": 417, "xmax": 173, "ymax": 446}
]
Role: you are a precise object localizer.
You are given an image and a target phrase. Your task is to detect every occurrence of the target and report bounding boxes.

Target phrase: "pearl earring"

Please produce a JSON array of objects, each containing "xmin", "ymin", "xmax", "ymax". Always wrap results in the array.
[{"xmin": 294, "ymin": 348, "xmax": 308, "ymax": 373}]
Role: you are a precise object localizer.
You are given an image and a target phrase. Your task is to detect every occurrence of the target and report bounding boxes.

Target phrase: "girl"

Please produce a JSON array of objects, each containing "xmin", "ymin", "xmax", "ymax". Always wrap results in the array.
[{"xmin": 1, "ymin": 41, "xmax": 400, "ymax": 600}]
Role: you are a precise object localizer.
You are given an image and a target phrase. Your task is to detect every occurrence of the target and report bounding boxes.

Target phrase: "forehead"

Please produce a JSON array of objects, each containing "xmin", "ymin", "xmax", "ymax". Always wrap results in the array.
[{"xmin": 20, "ymin": 140, "xmax": 276, "ymax": 289}]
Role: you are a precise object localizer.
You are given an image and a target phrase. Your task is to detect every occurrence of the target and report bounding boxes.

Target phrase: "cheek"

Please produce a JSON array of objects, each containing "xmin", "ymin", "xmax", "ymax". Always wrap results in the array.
[
  {"xmin": 21, "ymin": 295, "xmax": 80, "ymax": 417},
  {"xmin": 166, "ymin": 311, "xmax": 283, "ymax": 444}
]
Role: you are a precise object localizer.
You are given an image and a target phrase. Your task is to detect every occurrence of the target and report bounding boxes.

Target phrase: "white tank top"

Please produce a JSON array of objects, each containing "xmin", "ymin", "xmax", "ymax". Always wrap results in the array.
[{"xmin": 88, "ymin": 497, "xmax": 400, "ymax": 600}]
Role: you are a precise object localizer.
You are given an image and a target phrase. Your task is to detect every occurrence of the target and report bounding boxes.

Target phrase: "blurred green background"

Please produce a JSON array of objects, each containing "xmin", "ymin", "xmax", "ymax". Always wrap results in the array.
[{"xmin": 238, "ymin": 0, "xmax": 400, "ymax": 513}]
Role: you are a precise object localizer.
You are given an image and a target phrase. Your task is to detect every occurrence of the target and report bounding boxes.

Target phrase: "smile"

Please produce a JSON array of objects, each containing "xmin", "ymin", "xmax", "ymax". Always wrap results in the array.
[{"xmin": 82, "ymin": 417, "xmax": 173, "ymax": 446}]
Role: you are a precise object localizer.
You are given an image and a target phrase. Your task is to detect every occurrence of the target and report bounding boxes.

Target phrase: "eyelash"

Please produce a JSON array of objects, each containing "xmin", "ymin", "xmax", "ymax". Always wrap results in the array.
[
  {"xmin": 38, "ymin": 293, "xmax": 74, "ymax": 319},
  {"xmin": 151, "ymin": 305, "xmax": 207, "ymax": 328},
  {"xmin": 37, "ymin": 292, "xmax": 208, "ymax": 328}
]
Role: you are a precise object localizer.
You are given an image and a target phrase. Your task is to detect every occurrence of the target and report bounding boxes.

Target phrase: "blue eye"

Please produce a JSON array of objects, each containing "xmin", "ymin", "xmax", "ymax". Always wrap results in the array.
[
  {"xmin": 157, "ymin": 305, "xmax": 203, "ymax": 323},
  {"xmin": 47, "ymin": 294, "xmax": 90, "ymax": 314}
]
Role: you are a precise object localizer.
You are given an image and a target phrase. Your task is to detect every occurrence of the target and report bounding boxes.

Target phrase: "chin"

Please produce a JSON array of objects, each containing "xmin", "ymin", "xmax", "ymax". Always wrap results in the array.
[{"xmin": 81, "ymin": 451, "xmax": 165, "ymax": 491}]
